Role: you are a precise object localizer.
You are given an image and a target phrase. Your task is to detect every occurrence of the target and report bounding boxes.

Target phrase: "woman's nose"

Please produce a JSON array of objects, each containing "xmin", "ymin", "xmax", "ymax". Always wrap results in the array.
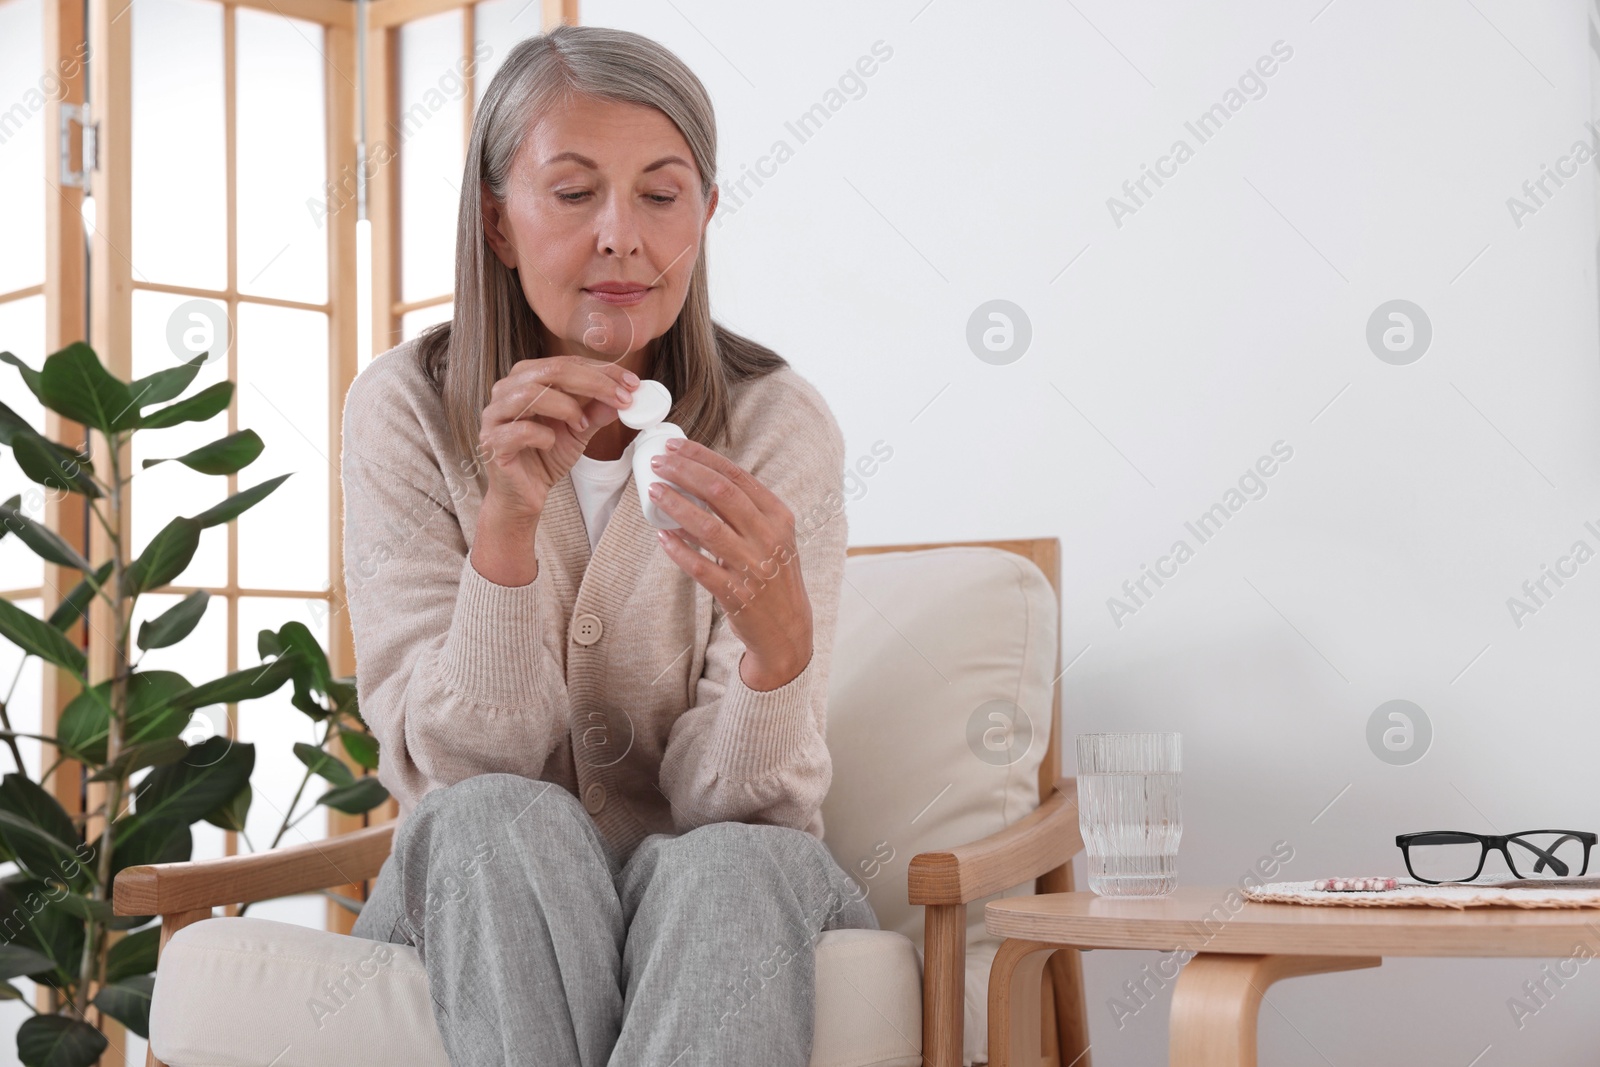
[{"xmin": 595, "ymin": 193, "xmax": 642, "ymax": 256}]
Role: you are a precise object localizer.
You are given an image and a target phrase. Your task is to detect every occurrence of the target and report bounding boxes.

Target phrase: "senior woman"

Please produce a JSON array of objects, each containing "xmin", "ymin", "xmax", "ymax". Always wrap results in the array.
[{"xmin": 341, "ymin": 23, "xmax": 877, "ymax": 1067}]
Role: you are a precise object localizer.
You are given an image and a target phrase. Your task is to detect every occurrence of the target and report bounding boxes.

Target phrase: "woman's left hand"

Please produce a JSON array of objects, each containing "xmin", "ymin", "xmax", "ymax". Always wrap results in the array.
[{"xmin": 647, "ymin": 438, "xmax": 811, "ymax": 692}]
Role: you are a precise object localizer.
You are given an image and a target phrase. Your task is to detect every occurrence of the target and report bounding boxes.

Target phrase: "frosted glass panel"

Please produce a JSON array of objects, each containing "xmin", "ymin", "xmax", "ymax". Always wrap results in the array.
[
  {"xmin": 236, "ymin": 303, "xmax": 328, "ymax": 590},
  {"xmin": 237, "ymin": 8, "xmax": 328, "ymax": 304},
  {"xmin": 0, "ymin": 0, "xmax": 45, "ymax": 296},
  {"xmin": 237, "ymin": 595, "xmax": 328, "ymax": 930},
  {"xmin": 473, "ymin": 0, "xmax": 536, "ymax": 105},
  {"xmin": 132, "ymin": 0, "xmax": 226, "ymax": 289},
  {"xmin": 130, "ymin": 289, "xmax": 230, "ymax": 589},
  {"xmin": 399, "ymin": 8, "xmax": 465, "ymax": 301},
  {"xmin": 0, "ymin": 296, "xmax": 48, "ymax": 593},
  {"xmin": 401, "ymin": 301, "xmax": 452, "ymax": 342},
  {"xmin": 0, "ymin": 599, "xmax": 44, "ymax": 781}
]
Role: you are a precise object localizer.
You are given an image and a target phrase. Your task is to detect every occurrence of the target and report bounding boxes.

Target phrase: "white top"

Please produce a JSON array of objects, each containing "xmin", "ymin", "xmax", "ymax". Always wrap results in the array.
[{"xmin": 568, "ymin": 437, "xmax": 638, "ymax": 551}]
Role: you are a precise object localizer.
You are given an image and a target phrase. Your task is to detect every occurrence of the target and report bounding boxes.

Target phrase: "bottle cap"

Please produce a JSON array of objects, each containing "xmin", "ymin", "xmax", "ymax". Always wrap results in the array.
[{"xmin": 619, "ymin": 379, "xmax": 671, "ymax": 429}]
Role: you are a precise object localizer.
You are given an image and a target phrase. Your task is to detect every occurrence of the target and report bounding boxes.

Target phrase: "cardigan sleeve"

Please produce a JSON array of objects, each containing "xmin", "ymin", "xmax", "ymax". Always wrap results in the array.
[
  {"xmin": 655, "ymin": 387, "xmax": 849, "ymax": 834},
  {"xmin": 340, "ymin": 368, "xmax": 571, "ymax": 814}
]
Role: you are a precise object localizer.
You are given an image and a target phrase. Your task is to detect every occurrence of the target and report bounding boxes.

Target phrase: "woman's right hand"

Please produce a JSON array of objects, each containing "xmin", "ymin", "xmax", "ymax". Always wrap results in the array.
[{"xmin": 476, "ymin": 354, "xmax": 640, "ymax": 528}]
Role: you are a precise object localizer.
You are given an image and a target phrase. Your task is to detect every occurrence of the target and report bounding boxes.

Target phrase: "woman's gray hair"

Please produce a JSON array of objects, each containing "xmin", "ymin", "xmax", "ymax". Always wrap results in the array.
[{"xmin": 417, "ymin": 24, "xmax": 786, "ymax": 489}]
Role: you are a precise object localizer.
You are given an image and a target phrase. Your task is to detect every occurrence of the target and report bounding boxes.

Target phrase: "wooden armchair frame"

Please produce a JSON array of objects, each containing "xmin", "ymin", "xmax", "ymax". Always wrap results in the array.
[{"xmin": 114, "ymin": 537, "xmax": 1090, "ymax": 1067}]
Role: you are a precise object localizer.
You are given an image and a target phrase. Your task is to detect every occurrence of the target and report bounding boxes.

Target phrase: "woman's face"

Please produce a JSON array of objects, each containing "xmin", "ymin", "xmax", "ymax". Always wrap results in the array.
[{"xmin": 481, "ymin": 93, "xmax": 717, "ymax": 371}]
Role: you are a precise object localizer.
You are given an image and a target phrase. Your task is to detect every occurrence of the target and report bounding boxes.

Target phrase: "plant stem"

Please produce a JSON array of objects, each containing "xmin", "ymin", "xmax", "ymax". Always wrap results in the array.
[
  {"xmin": 76, "ymin": 430, "xmax": 129, "ymax": 1017},
  {"xmin": 270, "ymin": 753, "xmax": 321, "ymax": 851},
  {"xmin": 0, "ymin": 697, "xmax": 29, "ymax": 781}
]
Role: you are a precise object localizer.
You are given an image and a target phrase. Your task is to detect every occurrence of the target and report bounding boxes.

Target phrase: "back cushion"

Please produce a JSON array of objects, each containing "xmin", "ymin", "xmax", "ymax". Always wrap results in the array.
[{"xmin": 821, "ymin": 546, "xmax": 1057, "ymax": 1065}]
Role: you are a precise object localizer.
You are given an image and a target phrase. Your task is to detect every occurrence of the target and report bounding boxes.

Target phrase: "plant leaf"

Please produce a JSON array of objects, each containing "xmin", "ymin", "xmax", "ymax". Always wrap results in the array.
[
  {"xmin": 136, "ymin": 590, "xmax": 210, "ymax": 650},
  {"xmin": 0, "ymin": 775, "xmax": 81, "ymax": 875},
  {"xmin": 47, "ymin": 561, "xmax": 113, "ymax": 631},
  {"xmin": 0, "ymin": 784, "xmax": 90, "ymax": 896},
  {"xmin": 0, "ymin": 943, "xmax": 56, "ymax": 982},
  {"xmin": 141, "ymin": 429, "xmax": 262, "ymax": 476},
  {"xmin": 267, "ymin": 621, "xmax": 334, "ymax": 720},
  {"xmin": 0, "ymin": 402, "xmax": 35, "ymax": 446},
  {"xmin": 45, "ymin": 891, "xmax": 113, "ymax": 924},
  {"xmin": 317, "ymin": 776, "xmax": 389, "ymax": 815},
  {"xmin": 38, "ymin": 342, "xmax": 139, "ymax": 434},
  {"xmin": 104, "ymin": 926, "xmax": 159, "ymax": 983},
  {"xmin": 10, "ymin": 429, "xmax": 101, "ymax": 499},
  {"xmin": 124, "ymin": 735, "xmax": 253, "ymax": 832},
  {"xmin": 0, "ymin": 809, "xmax": 92, "ymax": 892},
  {"xmin": 86, "ymin": 737, "xmax": 191, "ymax": 783},
  {"xmin": 0, "ymin": 499, "xmax": 91, "ymax": 571},
  {"xmin": 0, "ymin": 598, "xmax": 86, "ymax": 675},
  {"xmin": 56, "ymin": 672, "xmax": 195, "ymax": 765},
  {"xmin": 138, "ymin": 380, "xmax": 232, "ymax": 430},
  {"xmin": 204, "ymin": 782, "xmax": 250, "ymax": 833},
  {"xmin": 126, "ymin": 353, "xmax": 206, "ymax": 408},
  {"xmin": 172, "ymin": 652, "xmax": 299, "ymax": 709},
  {"xmin": 91, "ymin": 974, "xmax": 155, "ymax": 1038},
  {"xmin": 121, "ymin": 516, "xmax": 202, "ymax": 596},
  {"xmin": 294, "ymin": 742, "xmax": 355, "ymax": 787},
  {"xmin": 17, "ymin": 1012, "xmax": 108, "ymax": 1067},
  {"xmin": 0, "ymin": 878, "xmax": 84, "ymax": 984},
  {"xmin": 0, "ymin": 351, "xmax": 43, "ymax": 403},
  {"xmin": 104, "ymin": 816, "xmax": 191, "ymax": 877},
  {"xmin": 190, "ymin": 472, "xmax": 290, "ymax": 528},
  {"xmin": 338, "ymin": 725, "xmax": 379, "ymax": 771}
]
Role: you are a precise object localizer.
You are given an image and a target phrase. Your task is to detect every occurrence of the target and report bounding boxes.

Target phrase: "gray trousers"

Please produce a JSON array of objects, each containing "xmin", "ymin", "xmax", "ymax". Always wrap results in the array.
[{"xmin": 349, "ymin": 772, "xmax": 880, "ymax": 1066}]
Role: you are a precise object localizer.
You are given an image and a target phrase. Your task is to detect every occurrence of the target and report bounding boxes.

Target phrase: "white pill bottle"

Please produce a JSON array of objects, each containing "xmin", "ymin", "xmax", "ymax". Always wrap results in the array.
[{"xmin": 620, "ymin": 379, "xmax": 708, "ymax": 529}]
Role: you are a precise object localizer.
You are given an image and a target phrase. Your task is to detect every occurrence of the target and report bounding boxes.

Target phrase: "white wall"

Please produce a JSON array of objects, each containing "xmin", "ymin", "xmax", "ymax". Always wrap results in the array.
[{"xmin": 590, "ymin": 1, "xmax": 1600, "ymax": 1062}]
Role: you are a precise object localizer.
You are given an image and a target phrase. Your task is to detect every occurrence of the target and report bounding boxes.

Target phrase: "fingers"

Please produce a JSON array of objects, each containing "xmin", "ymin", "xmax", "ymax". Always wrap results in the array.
[
  {"xmin": 488, "ymin": 357, "xmax": 639, "ymax": 434},
  {"xmin": 479, "ymin": 418, "xmax": 557, "ymax": 466},
  {"xmin": 649, "ymin": 442, "xmax": 787, "ymax": 539},
  {"xmin": 661, "ymin": 439, "xmax": 791, "ymax": 523},
  {"xmin": 504, "ymin": 354, "xmax": 638, "ymax": 406}
]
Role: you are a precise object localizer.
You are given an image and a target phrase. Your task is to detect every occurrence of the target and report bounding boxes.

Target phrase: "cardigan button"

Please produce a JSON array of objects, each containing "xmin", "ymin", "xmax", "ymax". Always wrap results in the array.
[
  {"xmin": 573, "ymin": 613, "xmax": 603, "ymax": 645},
  {"xmin": 583, "ymin": 782, "xmax": 606, "ymax": 814}
]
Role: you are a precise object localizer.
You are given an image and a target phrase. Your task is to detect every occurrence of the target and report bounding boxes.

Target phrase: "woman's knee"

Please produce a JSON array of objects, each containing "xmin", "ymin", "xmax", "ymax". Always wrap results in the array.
[
  {"xmin": 409, "ymin": 774, "xmax": 593, "ymax": 841},
  {"xmin": 658, "ymin": 821, "xmax": 823, "ymax": 879}
]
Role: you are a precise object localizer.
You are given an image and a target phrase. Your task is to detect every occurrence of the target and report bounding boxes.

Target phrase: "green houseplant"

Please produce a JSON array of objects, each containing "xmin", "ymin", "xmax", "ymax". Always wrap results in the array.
[{"xmin": 0, "ymin": 341, "xmax": 387, "ymax": 1067}]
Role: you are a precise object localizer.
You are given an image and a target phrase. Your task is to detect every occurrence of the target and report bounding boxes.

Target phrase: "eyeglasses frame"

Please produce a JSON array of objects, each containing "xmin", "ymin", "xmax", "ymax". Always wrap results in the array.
[{"xmin": 1394, "ymin": 829, "xmax": 1598, "ymax": 884}]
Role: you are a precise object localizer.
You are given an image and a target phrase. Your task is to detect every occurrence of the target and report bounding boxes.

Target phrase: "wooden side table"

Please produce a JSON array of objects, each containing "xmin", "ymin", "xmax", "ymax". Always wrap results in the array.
[{"xmin": 985, "ymin": 887, "xmax": 1600, "ymax": 1067}]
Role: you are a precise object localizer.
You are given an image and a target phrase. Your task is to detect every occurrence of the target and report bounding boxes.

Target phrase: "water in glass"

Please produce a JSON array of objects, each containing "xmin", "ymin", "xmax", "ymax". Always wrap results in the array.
[{"xmin": 1076, "ymin": 733, "xmax": 1182, "ymax": 897}]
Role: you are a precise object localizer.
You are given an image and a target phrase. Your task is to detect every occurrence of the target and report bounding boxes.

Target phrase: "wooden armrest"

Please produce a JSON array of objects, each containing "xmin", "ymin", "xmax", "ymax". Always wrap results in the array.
[
  {"xmin": 113, "ymin": 822, "xmax": 395, "ymax": 916},
  {"xmin": 907, "ymin": 777, "xmax": 1083, "ymax": 906}
]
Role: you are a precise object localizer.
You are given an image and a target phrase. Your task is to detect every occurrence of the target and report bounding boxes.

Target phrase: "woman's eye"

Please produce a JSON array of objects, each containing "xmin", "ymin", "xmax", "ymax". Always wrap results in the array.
[
  {"xmin": 558, "ymin": 191, "xmax": 590, "ymax": 202},
  {"xmin": 648, "ymin": 194, "xmax": 677, "ymax": 205}
]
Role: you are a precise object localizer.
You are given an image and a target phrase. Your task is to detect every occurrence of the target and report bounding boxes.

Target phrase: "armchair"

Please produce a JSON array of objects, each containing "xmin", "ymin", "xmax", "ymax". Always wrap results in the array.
[{"xmin": 115, "ymin": 538, "xmax": 1091, "ymax": 1067}]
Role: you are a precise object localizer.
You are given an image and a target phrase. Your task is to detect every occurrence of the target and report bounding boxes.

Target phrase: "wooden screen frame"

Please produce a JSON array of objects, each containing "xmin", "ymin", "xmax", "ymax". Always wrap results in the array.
[
  {"xmin": 84, "ymin": 0, "xmax": 363, "ymax": 1018},
  {"xmin": 363, "ymin": 0, "xmax": 578, "ymax": 356}
]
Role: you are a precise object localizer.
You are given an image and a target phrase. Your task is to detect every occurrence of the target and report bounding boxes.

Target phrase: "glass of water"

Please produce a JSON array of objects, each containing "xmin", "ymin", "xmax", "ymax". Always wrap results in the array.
[{"xmin": 1075, "ymin": 732, "xmax": 1182, "ymax": 897}]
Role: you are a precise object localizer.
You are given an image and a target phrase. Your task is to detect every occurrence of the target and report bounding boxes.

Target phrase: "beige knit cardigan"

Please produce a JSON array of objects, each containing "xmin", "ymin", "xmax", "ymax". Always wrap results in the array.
[{"xmin": 339, "ymin": 338, "xmax": 849, "ymax": 860}]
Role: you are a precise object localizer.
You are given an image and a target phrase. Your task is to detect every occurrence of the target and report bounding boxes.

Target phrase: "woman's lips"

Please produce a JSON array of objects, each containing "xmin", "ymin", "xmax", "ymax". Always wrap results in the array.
[{"xmin": 585, "ymin": 287, "xmax": 650, "ymax": 307}]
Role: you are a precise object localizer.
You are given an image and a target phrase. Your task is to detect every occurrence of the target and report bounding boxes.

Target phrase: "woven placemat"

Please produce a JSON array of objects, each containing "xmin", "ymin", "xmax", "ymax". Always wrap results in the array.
[{"xmin": 1243, "ymin": 878, "xmax": 1600, "ymax": 910}]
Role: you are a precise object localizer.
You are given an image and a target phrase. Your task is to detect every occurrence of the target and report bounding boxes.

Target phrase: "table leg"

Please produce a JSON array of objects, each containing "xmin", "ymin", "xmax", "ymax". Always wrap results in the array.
[
  {"xmin": 1168, "ymin": 953, "xmax": 1381, "ymax": 1067},
  {"xmin": 988, "ymin": 938, "xmax": 1062, "ymax": 1067}
]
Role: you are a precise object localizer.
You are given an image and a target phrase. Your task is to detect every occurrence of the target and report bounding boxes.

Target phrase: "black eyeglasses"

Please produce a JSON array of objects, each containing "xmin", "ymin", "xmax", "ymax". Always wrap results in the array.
[{"xmin": 1395, "ymin": 830, "xmax": 1598, "ymax": 884}]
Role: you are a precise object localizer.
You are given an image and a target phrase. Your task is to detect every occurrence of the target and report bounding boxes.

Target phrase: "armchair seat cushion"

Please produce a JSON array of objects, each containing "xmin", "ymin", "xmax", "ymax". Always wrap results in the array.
[{"xmin": 149, "ymin": 916, "xmax": 924, "ymax": 1067}]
